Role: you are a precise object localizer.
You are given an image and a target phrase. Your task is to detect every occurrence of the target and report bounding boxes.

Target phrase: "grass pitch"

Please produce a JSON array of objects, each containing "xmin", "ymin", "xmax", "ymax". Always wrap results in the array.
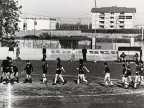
[{"xmin": 0, "ymin": 60, "xmax": 144, "ymax": 108}]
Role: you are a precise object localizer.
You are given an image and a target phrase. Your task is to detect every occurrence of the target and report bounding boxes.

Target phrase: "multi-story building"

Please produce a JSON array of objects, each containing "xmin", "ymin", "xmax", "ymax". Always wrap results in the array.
[
  {"xmin": 91, "ymin": 6, "xmax": 136, "ymax": 29},
  {"xmin": 18, "ymin": 18, "xmax": 57, "ymax": 30}
]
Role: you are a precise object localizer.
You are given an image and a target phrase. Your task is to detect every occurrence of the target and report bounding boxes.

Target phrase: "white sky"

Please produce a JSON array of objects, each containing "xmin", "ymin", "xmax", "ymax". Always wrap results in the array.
[{"xmin": 18, "ymin": 0, "xmax": 144, "ymax": 25}]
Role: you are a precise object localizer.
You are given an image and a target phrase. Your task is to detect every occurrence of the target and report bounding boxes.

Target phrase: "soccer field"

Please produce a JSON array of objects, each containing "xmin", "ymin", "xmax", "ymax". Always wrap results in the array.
[{"xmin": 0, "ymin": 60, "xmax": 144, "ymax": 108}]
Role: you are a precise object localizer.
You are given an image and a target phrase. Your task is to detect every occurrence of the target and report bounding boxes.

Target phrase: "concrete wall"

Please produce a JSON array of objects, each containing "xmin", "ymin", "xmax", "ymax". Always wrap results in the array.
[{"xmin": 15, "ymin": 30, "xmax": 139, "ymax": 38}]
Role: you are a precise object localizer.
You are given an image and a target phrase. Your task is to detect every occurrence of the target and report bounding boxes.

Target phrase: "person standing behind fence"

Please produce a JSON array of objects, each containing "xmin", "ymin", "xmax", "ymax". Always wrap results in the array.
[
  {"xmin": 82, "ymin": 46, "xmax": 87, "ymax": 62},
  {"xmin": 8, "ymin": 44, "xmax": 14, "ymax": 60},
  {"xmin": 71, "ymin": 49, "xmax": 75, "ymax": 62},
  {"xmin": 16, "ymin": 45, "xmax": 21, "ymax": 61},
  {"xmin": 42, "ymin": 46, "xmax": 47, "ymax": 61}
]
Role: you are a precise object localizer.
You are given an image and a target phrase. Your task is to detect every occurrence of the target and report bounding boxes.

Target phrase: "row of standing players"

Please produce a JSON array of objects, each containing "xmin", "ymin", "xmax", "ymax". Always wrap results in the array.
[
  {"xmin": 122, "ymin": 61, "xmax": 144, "ymax": 89},
  {"xmin": 1, "ymin": 56, "xmax": 144, "ymax": 89},
  {"xmin": 0, "ymin": 57, "xmax": 89, "ymax": 85}
]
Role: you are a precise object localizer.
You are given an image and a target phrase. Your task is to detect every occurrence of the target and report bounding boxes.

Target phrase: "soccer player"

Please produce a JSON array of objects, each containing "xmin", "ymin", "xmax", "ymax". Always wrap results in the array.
[
  {"xmin": 13, "ymin": 65, "xmax": 19, "ymax": 83},
  {"xmin": 104, "ymin": 62, "xmax": 113, "ymax": 86},
  {"xmin": 52, "ymin": 58, "xmax": 66, "ymax": 85},
  {"xmin": 16, "ymin": 45, "xmax": 21, "ymax": 61},
  {"xmin": 122, "ymin": 69, "xmax": 129, "ymax": 89},
  {"xmin": 23, "ymin": 60, "xmax": 33, "ymax": 83},
  {"xmin": 42, "ymin": 46, "xmax": 46, "ymax": 61},
  {"xmin": 7, "ymin": 62, "xmax": 14, "ymax": 84},
  {"xmin": 120, "ymin": 52, "xmax": 127, "ymax": 62},
  {"xmin": 134, "ymin": 53, "xmax": 139, "ymax": 62},
  {"xmin": 8, "ymin": 44, "xmax": 14, "ymax": 60},
  {"xmin": 71, "ymin": 49, "xmax": 75, "ymax": 62},
  {"xmin": 134, "ymin": 62, "xmax": 141, "ymax": 88},
  {"xmin": 126, "ymin": 62, "xmax": 134, "ymax": 85},
  {"xmin": 139, "ymin": 61, "xmax": 144, "ymax": 84},
  {"xmin": 0, "ymin": 57, "xmax": 10, "ymax": 83},
  {"xmin": 122, "ymin": 64, "xmax": 127, "ymax": 83},
  {"xmin": 40, "ymin": 59, "xmax": 48, "ymax": 84},
  {"xmin": 76, "ymin": 59, "xmax": 89, "ymax": 84},
  {"xmin": 82, "ymin": 46, "xmax": 87, "ymax": 62}
]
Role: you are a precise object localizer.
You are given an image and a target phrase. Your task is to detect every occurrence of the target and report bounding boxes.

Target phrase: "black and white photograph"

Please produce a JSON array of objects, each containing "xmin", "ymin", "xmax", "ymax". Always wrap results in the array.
[{"xmin": 0, "ymin": 0, "xmax": 144, "ymax": 107}]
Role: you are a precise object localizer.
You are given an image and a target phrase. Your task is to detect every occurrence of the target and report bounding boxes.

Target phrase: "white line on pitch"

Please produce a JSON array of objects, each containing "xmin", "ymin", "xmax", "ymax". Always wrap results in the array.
[
  {"xmin": 12, "ymin": 90, "xmax": 144, "ymax": 99},
  {"xmin": 8, "ymin": 83, "xmax": 12, "ymax": 108}
]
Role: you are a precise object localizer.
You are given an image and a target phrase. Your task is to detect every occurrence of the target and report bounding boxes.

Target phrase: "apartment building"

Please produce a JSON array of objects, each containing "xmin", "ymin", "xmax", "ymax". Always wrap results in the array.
[
  {"xmin": 91, "ymin": 6, "xmax": 136, "ymax": 29},
  {"xmin": 18, "ymin": 18, "xmax": 57, "ymax": 30}
]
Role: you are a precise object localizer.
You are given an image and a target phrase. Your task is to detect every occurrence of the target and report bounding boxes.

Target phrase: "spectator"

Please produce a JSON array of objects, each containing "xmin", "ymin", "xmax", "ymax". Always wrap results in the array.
[
  {"xmin": 71, "ymin": 48, "xmax": 75, "ymax": 62},
  {"xmin": 120, "ymin": 52, "xmax": 127, "ymax": 62},
  {"xmin": 82, "ymin": 46, "xmax": 87, "ymax": 62},
  {"xmin": 42, "ymin": 46, "xmax": 46, "ymax": 61},
  {"xmin": 16, "ymin": 45, "xmax": 21, "ymax": 61},
  {"xmin": 134, "ymin": 53, "xmax": 139, "ymax": 62},
  {"xmin": 8, "ymin": 44, "xmax": 14, "ymax": 60}
]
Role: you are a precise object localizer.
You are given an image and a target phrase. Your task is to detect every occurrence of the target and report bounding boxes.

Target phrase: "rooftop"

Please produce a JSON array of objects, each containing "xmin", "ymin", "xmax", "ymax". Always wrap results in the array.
[{"xmin": 91, "ymin": 6, "xmax": 136, "ymax": 13}]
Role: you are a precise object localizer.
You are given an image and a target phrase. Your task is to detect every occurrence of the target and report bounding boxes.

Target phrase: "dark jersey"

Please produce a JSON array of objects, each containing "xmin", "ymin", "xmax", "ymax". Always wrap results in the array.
[
  {"xmin": 135, "ymin": 65, "xmax": 140, "ymax": 72},
  {"xmin": 42, "ymin": 48, "xmax": 46, "ymax": 54},
  {"xmin": 123, "ymin": 67, "xmax": 126, "ymax": 75},
  {"xmin": 78, "ymin": 65, "xmax": 85, "ymax": 74},
  {"xmin": 42, "ymin": 62, "xmax": 48, "ymax": 71},
  {"xmin": 56, "ymin": 62, "xmax": 62, "ymax": 74},
  {"xmin": 127, "ymin": 65, "xmax": 131, "ymax": 76},
  {"xmin": 13, "ymin": 66, "xmax": 18, "ymax": 72},
  {"xmin": 57, "ymin": 62, "xmax": 62, "ymax": 70},
  {"xmin": 1, "ymin": 60, "xmax": 10, "ymax": 72},
  {"xmin": 1, "ymin": 60, "xmax": 9, "ymax": 68},
  {"xmin": 82, "ymin": 48, "xmax": 87, "ymax": 54},
  {"xmin": 120, "ymin": 53, "xmax": 126, "ymax": 58},
  {"xmin": 24, "ymin": 63, "xmax": 33, "ymax": 72},
  {"xmin": 105, "ymin": 67, "xmax": 110, "ymax": 73}
]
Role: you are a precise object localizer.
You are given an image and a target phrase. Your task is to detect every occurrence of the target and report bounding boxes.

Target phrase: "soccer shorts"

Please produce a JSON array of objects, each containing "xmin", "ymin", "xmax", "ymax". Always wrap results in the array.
[
  {"xmin": 78, "ymin": 74, "xmax": 86, "ymax": 80},
  {"xmin": 26, "ymin": 71, "xmax": 31, "ymax": 75},
  {"xmin": 104, "ymin": 73, "xmax": 110, "ymax": 80}
]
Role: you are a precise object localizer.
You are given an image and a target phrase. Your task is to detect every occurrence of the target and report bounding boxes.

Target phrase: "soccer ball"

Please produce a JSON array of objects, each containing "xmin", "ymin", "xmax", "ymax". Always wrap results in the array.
[{"xmin": 94, "ymin": 61, "xmax": 97, "ymax": 63}]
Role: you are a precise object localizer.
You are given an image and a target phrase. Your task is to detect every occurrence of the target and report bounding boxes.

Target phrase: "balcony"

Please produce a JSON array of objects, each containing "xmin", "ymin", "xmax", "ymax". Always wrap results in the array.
[
  {"xmin": 118, "ymin": 19, "xmax": 125, "ymax": 21},
  {"xmin": 110, "ymin": 18, "xmax": 114, "ymax": 21},
  {"xmin": 119, "ymin": 23, "xmax": 125, "ymax": 26},
  {"xmin": 99, "ymin": 25, "xmax": 104, "ymax": 29},
  {"xmin": 99, "ymin": 14, "xmax": 105, "ymax": 18},
  {"xmin": 99, "ymin": 22, "xmax": 104, "ymax": 26}
]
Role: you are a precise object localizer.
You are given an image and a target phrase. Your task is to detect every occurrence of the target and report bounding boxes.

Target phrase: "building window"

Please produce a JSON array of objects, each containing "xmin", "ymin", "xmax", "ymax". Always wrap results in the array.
[
  {"xmin": 126, "ymin": 16, "xmax": 132, "ymax": 19},
  {"xmin": 119, "ymin": 26, "xmax": 124, "ymax": 29},
  {"xmin": 100, "ymin": 17, "xmax": 105, "ymax": 20},
  {"xmin": 119, "ymin": 21, "xmax": 124, "ymax": 23},
  {"xmin": 99, "ymin": 25, "xmax": 104, "ymax": 29},
  {"xmin": 99, "ymin": 21, "xmax": 104, "ymax": 23},
  {"xmin": 120, "ymin": 12, "xmax": 125, "ymax": 15},
  {"xmin": 110, "ymin": 17, "xmax": 114, "ymax": 19},
  {"xmin": 119, "ymin": 16, "xmax": 125, "ymax": 19},
  {"xmin": 110, "ymin": 21, "xmax": 114, "ymax": 23},
  {"xmin": 110, "ymin": 26, "xmax": 114, "ymax": 28}
]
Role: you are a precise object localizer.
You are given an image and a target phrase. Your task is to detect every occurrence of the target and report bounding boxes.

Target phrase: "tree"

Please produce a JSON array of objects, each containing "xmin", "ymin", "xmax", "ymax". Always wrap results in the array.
[{"xmin": 0, "ymin": 0, "xmax": 22, "ymax": 37}]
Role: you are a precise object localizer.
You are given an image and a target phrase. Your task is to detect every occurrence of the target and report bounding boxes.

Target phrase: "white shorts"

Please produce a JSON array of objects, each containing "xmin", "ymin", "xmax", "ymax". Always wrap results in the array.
[
  {"xmin": 105, "ymin": 73, "xmax": 110, "ymax": 79},
  {"xmin": 135, "ymin": 75, "xmax": 141, "ymax": 83},
  {"xmin": 78, "ymin": 74, "xmax": 86, "ymax": 80}
]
